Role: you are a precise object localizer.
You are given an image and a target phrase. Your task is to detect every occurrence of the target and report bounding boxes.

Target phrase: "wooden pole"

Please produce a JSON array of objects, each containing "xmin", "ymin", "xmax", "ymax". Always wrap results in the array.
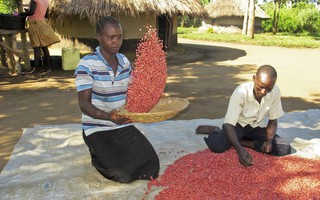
[
  {"xmin": 17, "ymin": 0, "xmax": 31, "ymax": 71},
  {"xmin": 0, "ymin": 38, "xmax": 25, "ymax": 59},
  {"xmin": 4, "ymin": 35, "xmax": 16, "ymax": 74},
  {"xmin": 0, "ymin": 36, "xmax": 7, "ymax": 67},
  {"xmin": 242, "ymin": 0, "xmax": 249, "ymax": 35},
  {"xmin": 108, "ymin": 0, "xmax": 111, "ymax": 15},
  {"xmin": 247, "ymin": 0, "xmax": 255, "ymax": 39}
]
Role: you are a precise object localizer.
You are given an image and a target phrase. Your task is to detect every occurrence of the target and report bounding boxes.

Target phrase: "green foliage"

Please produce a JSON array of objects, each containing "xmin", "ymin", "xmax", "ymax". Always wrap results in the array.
[
  {"xmin": 297, "ymin": 7, "xmax": 320, "ymax": 34},
  {"xmin": 261, "ymin": 2, "xmax": 320, "ymax": 36},
  {"xmin": 0, "ymin": 0, "xmax": 17, "ymax": 14},
  {"xmin": 206, "ymin": 27, "xmax": 215, "ymax": 33},
  {"xmin": 277, "ymin": 7, "xmax": 301, "ymax": 33},
  {"xmin": 177, "ymin": 27, "xmax": 198, "ymax": 34},
  {"xmin": 178, "ymin": 0, "xmax": 209, "ymax": 28},
  {"xmin": 261, "ymin": 19, "xmax": 273, "ymax": 32},
  {"xmin": 178, "ymin": 15, "xmax": 202, "ymax": 28},
  {"xmin": 177, "ymin": 27, "xmax": 320, "ymax": 48},
  {"xmin": 295, "ymin": 1, "xmax": 315, "ymax": 9},
  {"xmin": 199, "ymin": 0, "xmax": 210, "ymax": 6},
  {"xmin": 178, "ymin": 27, "xmax": 197, "ymax": 34}
]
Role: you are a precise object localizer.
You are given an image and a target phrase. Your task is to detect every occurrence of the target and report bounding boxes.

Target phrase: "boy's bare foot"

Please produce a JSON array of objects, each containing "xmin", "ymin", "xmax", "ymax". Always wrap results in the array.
[{"xmin": 195, "ymin": 125, "xmax": 220, "ymax": 135}]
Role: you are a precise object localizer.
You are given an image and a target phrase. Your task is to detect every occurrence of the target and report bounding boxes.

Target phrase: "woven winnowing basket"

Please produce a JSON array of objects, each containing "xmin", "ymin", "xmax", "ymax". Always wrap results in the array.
[{"xmin": 118, "ymin": 97, "xmax": 189, "ymax": 123}]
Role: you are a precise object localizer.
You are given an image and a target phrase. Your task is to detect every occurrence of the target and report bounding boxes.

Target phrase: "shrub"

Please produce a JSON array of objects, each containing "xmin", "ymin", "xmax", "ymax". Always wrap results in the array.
[
  {"xmin": 206, "ymin": 27, "xmax": 215, "ymax": 34},
  {"xmin": 297, "ymin": 7, "xmax": 320, "ymax": 35},
  {"xmin": 178, "ymin": 15, "xmax": 202, "ymax": 28},
  {"xmin": 261, "ymin": 2, "xmax": 320, "ymax": 36},
  {"xmin": 0, "ymin": 0, "xmax": 17, "ymax": 14},
  {"xmin": 278, "ymin": 8, "xmax": 301, "ymax": 33}
]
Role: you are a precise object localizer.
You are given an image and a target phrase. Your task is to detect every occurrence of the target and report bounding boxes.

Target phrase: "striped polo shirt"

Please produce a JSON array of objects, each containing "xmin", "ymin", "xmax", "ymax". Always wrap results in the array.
[{"xmin": 75, "ymin": 47, "xmax": 132, "ymax": 136}]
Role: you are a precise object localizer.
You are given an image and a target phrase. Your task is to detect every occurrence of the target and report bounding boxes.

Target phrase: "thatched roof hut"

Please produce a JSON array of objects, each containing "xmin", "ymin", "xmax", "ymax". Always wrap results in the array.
[
  {"xmin": 50, "ymin": 0, "xmax": 205, "ymax": 25},
  {"xmin": 205, "ymin": 0, "xmax": 270, "ymax": 19},
  {"xmin": 201, "ymin": 0, "xmax": 270, "ymax": 33},
  {"xmin": 48, "ymin": 0, "xmax": 205, "ymax": 50}
]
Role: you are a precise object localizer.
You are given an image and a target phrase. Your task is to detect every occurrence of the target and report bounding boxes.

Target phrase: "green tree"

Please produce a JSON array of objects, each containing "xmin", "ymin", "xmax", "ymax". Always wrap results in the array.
[
  {"xmin": 272, "ymin": 0, "xmax": 286, "ymax": 34},
  {"xmin": 0, "ymin": 0, "xmax": 17, "ymax": 14},
  {"xmin": 178, "ymin": 0, "xmax": 210, "ymax": 27},
  {"xmin": 296, "ymin": 3, "xmax": 320, "ymax": 34},
  {"xmin": 262, "ymin": 1, "xmax": 320, "ymax": 35}
]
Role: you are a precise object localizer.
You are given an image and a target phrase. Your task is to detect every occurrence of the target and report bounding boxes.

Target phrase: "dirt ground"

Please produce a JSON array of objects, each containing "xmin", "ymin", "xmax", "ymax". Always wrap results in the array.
[{"xmin": 0, "ymin": 38, "xmax": 319, "ymax": 172}]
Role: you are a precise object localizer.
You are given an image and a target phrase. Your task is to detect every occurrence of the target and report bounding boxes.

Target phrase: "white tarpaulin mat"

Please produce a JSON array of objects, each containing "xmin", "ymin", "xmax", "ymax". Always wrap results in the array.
[{"xmin": 0, "ymin": 109, "xmax": 319, "ymax": 199}]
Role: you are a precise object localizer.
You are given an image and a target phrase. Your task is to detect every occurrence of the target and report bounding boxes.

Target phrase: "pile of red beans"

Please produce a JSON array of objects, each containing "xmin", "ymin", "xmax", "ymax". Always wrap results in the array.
[{"xmin": 145, "ymin": 148, "xmax": 320, "ymax": 199}]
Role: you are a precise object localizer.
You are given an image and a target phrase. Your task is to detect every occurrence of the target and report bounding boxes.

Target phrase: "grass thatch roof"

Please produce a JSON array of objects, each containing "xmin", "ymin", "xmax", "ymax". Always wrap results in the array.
[
  {"xmin": 205, "ymin": 0, "xmax": 270, "ymax": 19},
  {"xmin": 49, "ymin": 0, "xmax": 205, "ymax": 25}
]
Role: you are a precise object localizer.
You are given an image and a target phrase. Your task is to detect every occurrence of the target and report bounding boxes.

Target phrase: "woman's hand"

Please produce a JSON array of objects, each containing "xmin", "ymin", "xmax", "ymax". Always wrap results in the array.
[{"xmin": 109, "ymin": 110, "xmax": 133, "ymax": 125}]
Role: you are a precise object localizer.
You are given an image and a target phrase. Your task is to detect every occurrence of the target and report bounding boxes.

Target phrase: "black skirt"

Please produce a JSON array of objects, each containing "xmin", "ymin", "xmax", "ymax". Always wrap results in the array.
[{"xmin": 82, "ymin": 125, "xmax": 159, "ymax": 183}]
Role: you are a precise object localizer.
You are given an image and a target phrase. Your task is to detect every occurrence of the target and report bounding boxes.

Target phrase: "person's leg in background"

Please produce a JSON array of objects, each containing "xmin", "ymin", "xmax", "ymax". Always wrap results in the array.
[
  {"xmin": 41, "ymin": 46, "xmax": 51, "ymax": 72},
  {"xmin": 31, "ymin": 47, "xmax": 41, "ymax": 73}
]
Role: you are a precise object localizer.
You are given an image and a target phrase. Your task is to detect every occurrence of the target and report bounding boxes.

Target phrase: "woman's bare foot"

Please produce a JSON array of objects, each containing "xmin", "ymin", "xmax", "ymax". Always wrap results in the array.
[{"xmin": 195, "ymin": 125, "xmax": 220, "ymax": 134}]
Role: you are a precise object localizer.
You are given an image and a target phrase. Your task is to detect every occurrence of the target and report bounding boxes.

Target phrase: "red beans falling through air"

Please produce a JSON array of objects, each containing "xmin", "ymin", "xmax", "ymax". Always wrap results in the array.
[{"xmin": 125, "ymin": 26, "xmax": 167, "ymax": 113}]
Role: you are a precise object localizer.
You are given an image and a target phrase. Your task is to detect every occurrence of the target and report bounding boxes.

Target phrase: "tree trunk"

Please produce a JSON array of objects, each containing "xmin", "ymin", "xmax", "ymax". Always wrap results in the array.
[
  {"xmin": 272, "ymin": 0, "xmax": 277, "ymax": 34},
  {"xmin": 242, "ymin": 0, "xmax": 250, "ymax": 35},
  {"xmin": 108, "ymin": 0, "xmax": 111, "ymax": 15},
  {"xmin": 272, "ymin": 0, "xmax": 282, "ymax": 35},
  {"xmin": 180, "ymin": 17, "xmax": 185, "ymax": 27},
  {"xmin": 275, "ymin": 0, "xmax": 282, "ymax": 32},
  {"xmin": 247, "ymin": 0, "xmax": 255, "ymax": 39}
]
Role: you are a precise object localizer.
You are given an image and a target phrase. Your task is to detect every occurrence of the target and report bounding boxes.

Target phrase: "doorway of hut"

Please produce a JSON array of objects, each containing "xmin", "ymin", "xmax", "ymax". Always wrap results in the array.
[{"xmin": 157, "ymin": 15, "xmax": 171, "ymax": 50}]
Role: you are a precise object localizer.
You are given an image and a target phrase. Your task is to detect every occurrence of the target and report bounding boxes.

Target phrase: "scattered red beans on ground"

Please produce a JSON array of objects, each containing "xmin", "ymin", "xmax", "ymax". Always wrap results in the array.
[
  {"xmin": 145, "ymin": 148, "xmax": 320, "ymax": 199},
  {"xmin": 125, "ymin": 26, "xmax": 167, "ymax": 113}
]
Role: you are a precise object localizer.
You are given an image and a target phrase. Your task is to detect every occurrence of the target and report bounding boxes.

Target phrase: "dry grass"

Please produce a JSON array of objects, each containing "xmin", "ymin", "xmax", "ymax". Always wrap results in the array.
[{"xmin": 50, "ymin": 0, "xmax": 205, "ymax": 25}]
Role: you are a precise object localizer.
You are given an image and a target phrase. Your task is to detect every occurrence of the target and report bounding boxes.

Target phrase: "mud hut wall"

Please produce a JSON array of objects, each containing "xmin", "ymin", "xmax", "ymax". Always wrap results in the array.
[
  {"xmin": 213, "ymin": 16, "xmax": 242, "ymax": 27},
  {"xmin": 50, "ymin": 16, "xmax": 95, "ymax": 39},
  {"xmin": 118, "ymin": 14, "xmax": 157, "ymax": 50},
  {"xmin": 204, "ymin": 16, "xmax": 263, "ymax": 32},
  {"xmin": 49, "ymin": 13, "xmax": 157, "ymax": 51}
]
